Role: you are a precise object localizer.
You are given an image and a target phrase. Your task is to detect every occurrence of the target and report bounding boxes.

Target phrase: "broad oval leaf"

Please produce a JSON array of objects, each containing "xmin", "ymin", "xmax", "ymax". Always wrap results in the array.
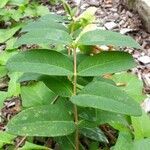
[
  {"xmin": 0, "ymin": 131, "xmax": 16, "ymax": 148},
  {"xmin": 22, "ymin": 19, "xmax": 67, "ymax": 32},
  {"xmin": 70, "ymin": 81, "xmax": 142, "ymax": 116},
  {"xmin": 80, "ymin": 127, "xmax": 108, "ymax": 143},
  {"xmin": 15, "ymin": 28, "xmax": 72, "ymax": 47},
  {"xmin": 18, "ymin": 73, "xmax": 73, "ymax": 97},
  {"xmin": 7, "ymin": 104, "xmax": 75, "ymax": 137},
  {"xmin": 113, "ymin": 132, "xmax": 133, "ymax": 150},
  {"xmin": 55, "ymin": 135, "xmax": 76, "ymax": 150},
  {"xmin": 112, "ymin": 72, "xmax": 146, "ymax": 103},
  {"xmin": 133, "ymin": 138, "xmax": 150, "ymax": 150},
  {"xmin": 0, "ymin": 91, "xmax": 7, "ymax": 109},
  {"xmin": 21, "ymin": 81, "xmax": 56, "ymax": 107},
  {"xmin": 132, "ymin": 110, "xmax": 150, "ymax": 139},
  {"xmin": 77, "ymin": 29, "xmax": 140, "ymax": 48},
  {"xmin": 41, "ymin": 76, "xmax": 73, "ymax": 97},
  {"xmin": 78, "ymin": 51, "xmax": 136, "ymax": 76},
  {"xmin": 0, "ymin": 25, "xmax": 21, "ymax": 43},
  {"xmin": 0, "ymin": 66, "xmax": 7, "ymax": 78},
  {"xmin": 79, "ymin": 108, "xmax": 129, "ymax": 128},
  {"xmin": 39, "ymin": 13, "xmax": 67, "ymax": 22},
  {"xmin": 6, "ymin": 49, "xmax": 74, "ymax": 76}
]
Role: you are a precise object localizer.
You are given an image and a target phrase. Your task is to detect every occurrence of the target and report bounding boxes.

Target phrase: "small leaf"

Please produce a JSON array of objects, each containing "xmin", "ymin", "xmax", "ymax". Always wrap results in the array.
[
  {"xmin": 38, "ymin": 13, "xmax": 67, "ymax": 22},
  {"xmin": 55, "ymin": 135, "xmax": 76, "ymax": 150},
  {"xmin": 112, "ymin": 72, "xmax": 146, "ymax": 103},
  {"xmin": 79, "ymin": 108, "xmax": 129, "ymax": 132},
  {"xmin": 132, "ymin": 110, "xmax": 150, "ymax": 139},
  {"xmin": 133, "ymin": 138, "xmax": 150, "ymax": 150},
  {"xmin": 0, "ymin": 131, "xmax": 16, "ymax": 148},
  {"xmin": 77, "ymin": 29, "xmax": 140, "ymax": 48},
  {"xmin": 21, "ymin": 81, "xmax": 56, "ymax": 107},
  {"xmin": 55, "ymin": 134, "xmax": 85, "ymax": 150},
  {"xmin": 71, "ymin": 81, "xmax": 141, "ymax": 116},
  {"xmin": 7, "ymin": 72, "xmax": 21, "ymax": 97},
  {"xmin": 0, "ymin": 91, "xmax": 7, "ymax": 109},
  {"xmin": 7, "ymin": 104, "xmax": 75, "ymax": 137},
  {"xmin": 0, "ymin": 0, "xmax": 9, "ymax": 8},
  {"xmin": 0, "ymin": 25, "xmax": 21, "ymax": 43},
  {"xmin": 80, "ymin": 127, "xmax": 108, "ymax": 143},
  {"xmin": 41, "ymin": 76, "xmax": 73, "ymax": 97},
  {"xmin": 0, "ymin": 51, "xmax": 18, "ymax": 65},
  {"xmin": 36, "ymin": 5, "xmax": 50, "ymax": 16},
  {"xmin": 113, "ymin": 132, "xmax": 133, "ymax": 150},
  {"xmin": 22, "ymin": 19, "xmax": 67, "ymax": 32},
  {"xmin": 15, "ymin": 28, "xmax": 72, "ymax": 47},
  {"xmin": 8, "ymin": 0, "xmax": 29, "ymax": 6},
  {"xmin": 18, "ymin": 141, "xmax": 50, "ymax": 150},
  {"xmin": 0, "ymin": 66, "xmax": 7, "ymax": 78},
  {"xmin": 6, "ymin": 49, "xmax": 74, "ymax": 76},
  {"xmin": 78, "ymin": 51, "xmax": 136, "ymax": 76},
  {"xmin": 18, "ymin": 73, "xmax": 73, "ymax": 97}
]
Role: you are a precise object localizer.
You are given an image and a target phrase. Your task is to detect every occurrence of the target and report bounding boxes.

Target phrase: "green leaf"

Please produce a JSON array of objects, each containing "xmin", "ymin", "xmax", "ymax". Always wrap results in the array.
[
  {"xmin": 78, "ymin": 51, "xmax": 136, "ymax": 76},
  {"xmin": 0, "ymin": 131, "xmax": 16, "ymax": 148},
  {"xmin": 21, "ymin": 81, "xmax": 56, "ymax": 107},
  {"xmin": 133, "ymin": 138, "xmax": 150, "ymax": 150},
  {"xmin": 6, "ymin": 37, "xmax": 17, "ymax": 50},
  {"xmin": 0, "ymin": 91, "xmax": 7, "ymax": 109},
  {"xmin": 35, "ymin": 5, "xmax": 50, "ymax": 16},
  {"xmin": 113, "ymin": 133, "xmax": 150, "ymax": 150},
  {"xmin": 7, "ymin": 104, "xmax": 75, "ymax": 137},
  {"xmin": 0, "ymin": 0, "xmax": 9, "ymax": 8},
  {"xmin": 0, "ymin": 51, "xmax": 18, "ymax": 65},
  {"xmin": 71, "ymin": 81, "xmax": 141, "ymax": 116},
  {"xmin": 18, "ymin": 73, "xmax": 42, "ymax": 82},
  {"xmin": 80, "ymin": 127, "xmax": 108, "ymax": 143},
  {"xmin": 96, "ymin": 110, "xmax": 129, "ymax": 127},
  {"xmin": 55, "ymin": 134, "xmax": 85, "ymax": 150},
  {"xmin": 38, "ymin": 13, "xmax": 67, "ymax": 22},
  {"xmin": 77, "ymin": 29, "xmax": 140, "ymax": 48},
  {"xmin": 79, "ymin": 108, "xmax": 129, "ymax": 132},
  {"xmin": 41, "ymin": 76, "xmax": 73, "ymax": 97},
  {"xmin": 113, "ymin": 132, "xmax": 133, "ymax": 150},
  {"xmin": 0, "ymin": 66, "xmax": 7, "ymax": 78},
  {"xmin": 112, "ymin": 72, "xmax": 146, "ymax": 103},
  {"xmin": 18, "ymin": 73, "xmax": 73, "ymax": 97},
  {"xmin": 8, "ymin": 0, "xmax": 29, "ymax": 6},
  {"xmin": 18, "ymin": 141, "xmax": 50, "ymax": 150},
  {"xmin": 0, "ymin": 25, "xmax": 21, "ymax": 43},
  {"xmin": 6, "ymin": 49, "xmax": 74, "ymax": 76},
  {"xmin": 93, "ymin": 76, "xmax": 116, "ymax": 85},
  {"xmin": 15, "ymin": 28, "xmax": 72, "ymax": 47},
  {"xmin": 132, "ymin": 110, "xmax": 150, "ymax": 139},
  {"xmin": 7, "ymin": 72, "xmax": 21, "ymax": 97},
  {"xmin": 21, "ymin": 19, "xmax": 67, "ymax": 33},
  {"xmin": 55, "ymin": 135, "xmax": 76, "ymax": 150}
]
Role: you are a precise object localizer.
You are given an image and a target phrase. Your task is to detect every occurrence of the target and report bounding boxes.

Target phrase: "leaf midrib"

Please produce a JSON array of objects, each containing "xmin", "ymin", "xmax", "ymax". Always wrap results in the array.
[
  {"xmin": 75, "ymin": 94, "xmax": 135, "ymax": 109},
  {"xmin": 9, "ymin": 121, "xmax": 74, "ymax": 125},
  {"xmin": 78, "ymin": 57, "xmax": 133, "ymax": 74},
  {"xmin": 9, "ymin": 62, "xmax": 73, "ymax": 74}
]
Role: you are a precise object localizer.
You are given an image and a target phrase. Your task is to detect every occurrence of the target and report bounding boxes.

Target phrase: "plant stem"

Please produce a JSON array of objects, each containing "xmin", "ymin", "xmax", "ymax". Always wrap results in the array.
[
  {"xmin": 73, "ymin": 47, "xmax": 79, "ymax": 150},
  {"xmin": 15, "ymin": 136, "xmax": 26, "ymax": 150}
]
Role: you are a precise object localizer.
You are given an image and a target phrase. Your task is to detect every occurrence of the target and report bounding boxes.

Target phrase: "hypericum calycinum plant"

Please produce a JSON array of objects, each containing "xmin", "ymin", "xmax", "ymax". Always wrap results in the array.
[{"xmin": 5, "ymin": 5, "xmax": 143, "ymax": 150}]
